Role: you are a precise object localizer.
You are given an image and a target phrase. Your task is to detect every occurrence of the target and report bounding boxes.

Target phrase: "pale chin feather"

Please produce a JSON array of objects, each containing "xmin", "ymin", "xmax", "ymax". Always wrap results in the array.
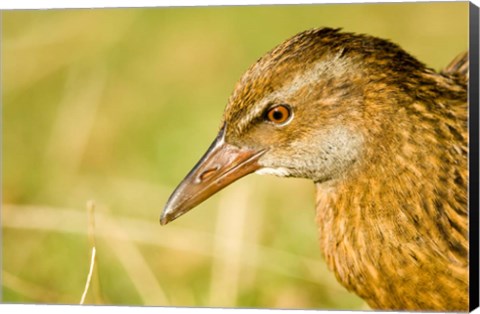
[{"xmin": 255, "ymin": 167, "xmax": 291, "ymax": 177}]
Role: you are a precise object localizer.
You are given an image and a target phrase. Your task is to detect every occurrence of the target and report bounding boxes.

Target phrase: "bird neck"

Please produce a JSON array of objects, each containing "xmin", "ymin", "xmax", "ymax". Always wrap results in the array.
[{"xmin": 313, "ymin": 78, "xmax": 468, "ymax": 310}]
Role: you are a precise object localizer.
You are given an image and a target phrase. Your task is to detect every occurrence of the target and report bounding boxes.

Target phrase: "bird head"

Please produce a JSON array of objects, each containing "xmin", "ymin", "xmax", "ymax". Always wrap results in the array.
[{"xmin": 160, "ymin": 28, "xmax": 426, "ymax": 225}]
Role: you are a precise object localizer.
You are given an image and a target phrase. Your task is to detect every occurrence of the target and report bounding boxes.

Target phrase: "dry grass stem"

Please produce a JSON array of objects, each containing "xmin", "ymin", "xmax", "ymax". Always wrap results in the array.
[
  {"xmin": 80, "ymin": 200, "xmax": 102, "ymax": 304},
  {"xmin": 87, "ymin": 201, "xmax": 103, "ymax": 303},
  {"xmin": 80, "ymin": 247, "xmax": 96, "ymax": 304}
]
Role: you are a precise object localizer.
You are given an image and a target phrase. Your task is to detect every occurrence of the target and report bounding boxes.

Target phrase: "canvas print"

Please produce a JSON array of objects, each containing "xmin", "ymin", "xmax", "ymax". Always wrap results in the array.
[{"xmin": 2, "ymin": 2, "xmax": 472, "ymax": 311}]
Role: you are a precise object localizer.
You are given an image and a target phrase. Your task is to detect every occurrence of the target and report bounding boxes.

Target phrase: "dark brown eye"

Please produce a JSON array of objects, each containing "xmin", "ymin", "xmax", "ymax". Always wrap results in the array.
[{"xmin": 266, "ymin": 104, "xmax": 292, "ymax": 125}]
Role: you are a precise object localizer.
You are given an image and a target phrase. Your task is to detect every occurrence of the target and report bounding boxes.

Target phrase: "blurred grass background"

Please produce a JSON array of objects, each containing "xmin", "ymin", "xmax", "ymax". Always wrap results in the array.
[{"xmin": 2, "ymin": 2, "xmax": 468, "ymax": 310}]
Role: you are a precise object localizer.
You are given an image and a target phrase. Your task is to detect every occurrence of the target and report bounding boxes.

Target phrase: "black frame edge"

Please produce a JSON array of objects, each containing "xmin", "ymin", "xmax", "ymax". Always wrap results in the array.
[{"xmin": 469, "ymin": 1, "xmax": 480, "ymax": 312}]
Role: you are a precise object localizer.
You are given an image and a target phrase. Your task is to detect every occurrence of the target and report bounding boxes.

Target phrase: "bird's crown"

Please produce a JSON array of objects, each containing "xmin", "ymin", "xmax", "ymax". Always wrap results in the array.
[{"xmin": 222, "ymin": 27, "xmax": 427, "ymax": 140}]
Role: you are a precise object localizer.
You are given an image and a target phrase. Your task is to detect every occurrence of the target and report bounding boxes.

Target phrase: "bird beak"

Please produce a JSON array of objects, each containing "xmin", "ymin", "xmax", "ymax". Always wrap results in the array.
[{"xmin": 160, "ymin": 125, "xmax": 266, "ymax": 225}]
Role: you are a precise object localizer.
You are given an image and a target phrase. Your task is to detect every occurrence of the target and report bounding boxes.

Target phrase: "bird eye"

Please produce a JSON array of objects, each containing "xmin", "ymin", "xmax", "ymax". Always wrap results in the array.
[{"xmin": 265, "ymin": 104, "xmax": 292, "ymax": 125}]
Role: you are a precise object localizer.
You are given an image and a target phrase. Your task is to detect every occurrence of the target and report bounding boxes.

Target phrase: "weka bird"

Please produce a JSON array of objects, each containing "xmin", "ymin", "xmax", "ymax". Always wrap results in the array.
[{"xmin": 160, "ymin": 28, "xmax": 468, "ymax": 311}]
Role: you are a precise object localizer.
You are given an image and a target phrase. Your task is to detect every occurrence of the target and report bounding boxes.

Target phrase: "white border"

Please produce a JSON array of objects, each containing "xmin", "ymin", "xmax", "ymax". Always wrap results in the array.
[
  {"xmin": 0, "ymin": 0, "xmax": 474, "ymax": 10},
  {"xmin": 0, "ymin": 304, "xmax": 364, "ymax": 314}
]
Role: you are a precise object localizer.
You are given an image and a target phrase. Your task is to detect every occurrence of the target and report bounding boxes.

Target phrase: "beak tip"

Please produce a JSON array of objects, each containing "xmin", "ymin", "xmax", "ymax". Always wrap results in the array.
[
  {"xmin": 159, "ymin": 217, "xmax": 168, "ymax": 225},
  {"xmin": 159, "ymin": 209, "xmax": 171, "ymax": 225},
  {"xmin": 160, "ymin": 204, "xmax": 182, "ymax": 225}
]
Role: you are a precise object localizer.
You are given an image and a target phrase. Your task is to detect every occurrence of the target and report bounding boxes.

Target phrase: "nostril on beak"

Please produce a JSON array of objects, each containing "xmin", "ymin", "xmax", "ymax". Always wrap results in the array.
[{"xmin": 196, "ymin": 165, "xmax": 220, "ymax": 183}]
